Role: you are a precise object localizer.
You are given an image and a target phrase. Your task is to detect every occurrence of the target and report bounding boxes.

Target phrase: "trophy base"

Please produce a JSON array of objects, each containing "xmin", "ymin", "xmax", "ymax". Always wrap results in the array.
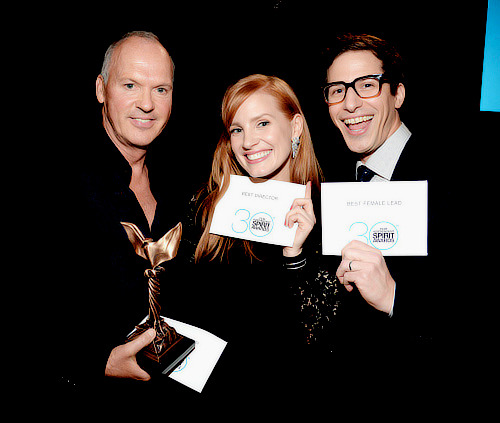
[
  {"xmin": 127, "ymin": 318, "xmax": 196, "ymax": 376},
  {"xmin": 138, "ymin": 335, "xmax": 195, "ymax": 376}
]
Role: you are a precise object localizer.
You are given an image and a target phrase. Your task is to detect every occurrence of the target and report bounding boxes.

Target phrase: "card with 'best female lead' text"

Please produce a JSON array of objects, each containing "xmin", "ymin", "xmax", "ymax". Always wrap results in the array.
[{"xmin": 321, "ymin": 181, "xmax": 428, "ymax": 256}]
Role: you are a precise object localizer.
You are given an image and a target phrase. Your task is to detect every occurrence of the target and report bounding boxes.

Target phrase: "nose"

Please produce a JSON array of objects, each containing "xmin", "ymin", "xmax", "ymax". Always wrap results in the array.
[
  {"xmin": 137, "ymin": 89, "xmax": 154, "ymax": 113},
  {"xmin": 343, "ymin": 86, "xmax": 363, "ymax": 113},
  {"xmin": 242, "ymin": 130, "xmax": 260, "ymax": 150}
]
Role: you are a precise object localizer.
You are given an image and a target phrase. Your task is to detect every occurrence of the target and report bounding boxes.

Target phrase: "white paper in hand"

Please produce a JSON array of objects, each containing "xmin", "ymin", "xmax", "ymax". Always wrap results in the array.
[
  {"xmin": 209, "ymin": 175, "xmax": 306, "ymax": 247},
  {"xmin": 321, "ymin": 181, "xmax": 428, "ymax": 256},
  {"xmin": 166, "ymin": 317, "xmax": 227, "ymax": 393}
]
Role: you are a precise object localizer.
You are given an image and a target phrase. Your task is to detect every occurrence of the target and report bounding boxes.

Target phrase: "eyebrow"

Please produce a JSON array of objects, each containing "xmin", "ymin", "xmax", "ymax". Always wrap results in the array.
[
  {"xmin": 326, "ymin": 73, "xmax": 384, "ymax": 85},
  {"xmin": 231, "ymin": 113, "xmax": 274, "ymax": 127},
  {"xmin": 117, "ymin": 76, "xmax": 173, "ymax": 89}
]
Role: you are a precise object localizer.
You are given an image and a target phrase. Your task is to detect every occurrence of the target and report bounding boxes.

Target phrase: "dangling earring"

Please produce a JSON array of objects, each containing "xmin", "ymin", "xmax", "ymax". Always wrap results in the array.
[{"xmin": 291, "ymin": 136, "xmax": 300, "ymax": 159}]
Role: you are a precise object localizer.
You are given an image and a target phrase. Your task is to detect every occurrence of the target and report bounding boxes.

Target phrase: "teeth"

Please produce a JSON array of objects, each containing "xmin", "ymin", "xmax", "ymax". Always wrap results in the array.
[
  {"xmin": 247, "ymin": 150, "xmax": 271, "ymax": 161},
  {"xmin": 133, "ymin": 118, "xmax": 151, "ymax": 123},
  {"xmin": 344, "ymin": 115, "xmax": 374, "ymax": 125}
]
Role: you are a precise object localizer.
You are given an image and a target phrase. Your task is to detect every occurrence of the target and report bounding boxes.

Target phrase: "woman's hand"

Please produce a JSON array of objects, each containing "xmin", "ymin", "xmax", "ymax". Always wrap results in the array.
[{"xmin": 283, "ymin": 181, "xmax": 315, "ymax": 257}]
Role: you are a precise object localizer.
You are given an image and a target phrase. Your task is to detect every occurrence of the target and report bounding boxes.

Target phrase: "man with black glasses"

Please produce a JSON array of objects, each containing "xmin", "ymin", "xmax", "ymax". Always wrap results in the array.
[
  {"xmin": 322, "ymin": 34, "xmax": 444, "ymax": 380},
  {"xmin": 323, "ymin": 34, "xmax": 407, "ymax": 315}
]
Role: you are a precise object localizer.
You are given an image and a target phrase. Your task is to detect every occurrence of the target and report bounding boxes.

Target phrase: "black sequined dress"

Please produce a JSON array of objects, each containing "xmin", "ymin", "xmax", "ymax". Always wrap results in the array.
[{"xmin": 163, "ymin": 190, "xmax": 345, "ymax": 402}]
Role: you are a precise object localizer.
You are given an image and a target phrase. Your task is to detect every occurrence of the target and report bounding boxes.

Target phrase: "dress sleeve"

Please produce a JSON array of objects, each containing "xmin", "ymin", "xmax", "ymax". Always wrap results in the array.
[{"xmin": 282, "ymin": 232, "xmax": 344, "ymax": 347}]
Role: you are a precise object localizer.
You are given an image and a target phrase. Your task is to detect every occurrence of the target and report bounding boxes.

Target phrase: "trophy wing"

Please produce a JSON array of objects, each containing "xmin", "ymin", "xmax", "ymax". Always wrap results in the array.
[
  {"xmin": 147, "ymin": 222, "xmax": 182, "ymax": 268},
  {"xmin": 120, "ymin": 222, "xmax": 149, "ymax": 261}
]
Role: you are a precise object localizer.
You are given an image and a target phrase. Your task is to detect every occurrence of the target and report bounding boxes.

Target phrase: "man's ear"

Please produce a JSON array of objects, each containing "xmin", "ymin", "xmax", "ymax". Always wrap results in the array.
[
  {"xmin": 96, "ymin": 74, "xmax": 106, "ymax": 104},
  {"xmin": 394, "ymin": 83, "xmax": 405, "ymax": 109}
]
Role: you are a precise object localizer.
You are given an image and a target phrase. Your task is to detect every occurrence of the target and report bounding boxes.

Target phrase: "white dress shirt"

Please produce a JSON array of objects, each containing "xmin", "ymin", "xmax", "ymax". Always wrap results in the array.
[
  {"xmin": 355, "ymin": 122, "xmax": 412, "ymax": 182},
  {"xmin": 354, "ymin": 122, "xmax": 412, "ymax": 316}
]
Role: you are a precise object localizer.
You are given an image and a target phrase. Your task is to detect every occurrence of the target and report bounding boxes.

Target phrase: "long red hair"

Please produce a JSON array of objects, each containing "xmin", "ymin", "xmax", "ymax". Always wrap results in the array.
[{"xmin": 195, "ymin": 74, "xmax": 323, "ymax": 262}]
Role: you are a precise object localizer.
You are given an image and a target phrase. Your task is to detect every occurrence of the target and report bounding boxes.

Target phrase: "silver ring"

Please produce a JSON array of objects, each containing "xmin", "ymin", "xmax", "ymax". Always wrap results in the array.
[{"xmin": 349, "ymin": 260, "xmax": 353, "ymax": 271}]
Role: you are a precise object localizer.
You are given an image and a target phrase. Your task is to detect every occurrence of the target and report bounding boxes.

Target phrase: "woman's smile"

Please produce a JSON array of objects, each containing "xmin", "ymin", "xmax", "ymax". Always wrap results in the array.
[{"xmin": 245, "ymin": 149, "xmax": 272, "ymax": 163}]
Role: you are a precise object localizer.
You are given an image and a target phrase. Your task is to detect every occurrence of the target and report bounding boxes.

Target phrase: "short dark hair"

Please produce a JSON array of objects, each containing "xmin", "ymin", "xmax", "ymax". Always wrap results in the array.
[{"xmin": 323, "ymin": 34, "xmax": 404, "ymax": 95}]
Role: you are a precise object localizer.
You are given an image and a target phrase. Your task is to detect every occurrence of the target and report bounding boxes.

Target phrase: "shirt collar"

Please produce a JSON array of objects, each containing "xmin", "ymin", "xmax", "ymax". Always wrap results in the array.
[{"xmin": 356, "ymin": 122, "xmax": 411, "ymax": 181}]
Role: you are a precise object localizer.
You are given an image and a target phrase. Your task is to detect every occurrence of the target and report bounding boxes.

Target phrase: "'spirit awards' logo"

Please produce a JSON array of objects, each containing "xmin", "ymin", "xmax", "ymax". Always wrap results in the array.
[
  {"xmin": 249, "ymin": 212, "xmax": 274, "ymax": 237},
  {"xmin": 348, "ymin": 221, "xmax": 399, "ymax": 251},
  {"xmin": 369, "ymin": 221, "xmax": 398, "ymax": 250}
]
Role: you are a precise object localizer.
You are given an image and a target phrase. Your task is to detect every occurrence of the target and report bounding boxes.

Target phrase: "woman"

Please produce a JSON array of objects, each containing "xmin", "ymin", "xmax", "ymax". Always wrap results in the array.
[
  {"xmin": 194, "ymin": 73, "xmax": 322, "ymax": 263},
  {"xmin": 167, "ymin": 75, "xmax": 341, "ymax": 403}
]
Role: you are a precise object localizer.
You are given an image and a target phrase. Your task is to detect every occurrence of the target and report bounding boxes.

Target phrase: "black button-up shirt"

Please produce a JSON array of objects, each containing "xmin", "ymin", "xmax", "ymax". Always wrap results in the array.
[{"xmin": 60, "ymin": 128, "xmax": 184, "ymax": 388}]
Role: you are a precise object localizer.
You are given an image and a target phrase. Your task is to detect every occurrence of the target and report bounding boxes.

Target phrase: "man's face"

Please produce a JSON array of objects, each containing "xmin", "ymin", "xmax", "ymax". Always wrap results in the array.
[
  {"xmin": 96, "ymin": 37, "xmax": 173, "ymax": 151},
  {"xmin": 326, "ymin": 50, "xmax": 405, "ymax": 161}
]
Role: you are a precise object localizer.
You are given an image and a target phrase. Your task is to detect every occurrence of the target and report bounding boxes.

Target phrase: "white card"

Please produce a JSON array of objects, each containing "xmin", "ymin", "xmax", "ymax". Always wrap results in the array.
[
  {"xmin": 209, "ymin": 175, "xmax": 307, "ymax": 247},
  {"xmin": 128, "ymin": 316, "xmax": 227, "ymax": 393},
  {"xmin": 321, "ymin": 181, "xmax": 428, "ymax": 256},
  {"xmin": 166, "ymin": 317, "xmax": 227, "ymax": 393}
]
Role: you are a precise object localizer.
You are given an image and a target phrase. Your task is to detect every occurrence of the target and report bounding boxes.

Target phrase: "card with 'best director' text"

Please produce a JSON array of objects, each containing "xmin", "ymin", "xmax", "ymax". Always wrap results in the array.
[{"xmin": 209, "ymin": 175, "xmax": 306, "ymax": 247}]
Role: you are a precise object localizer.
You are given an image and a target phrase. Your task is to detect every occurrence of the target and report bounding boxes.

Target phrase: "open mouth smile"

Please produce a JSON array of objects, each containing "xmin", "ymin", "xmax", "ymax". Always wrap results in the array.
[
  {"xmin": 342, "ymin": 115, "xmax": 374, "ymax": 134},
  {"xmin": 245, "ymin": 150, "xmax": 271, "ymax": 162}
]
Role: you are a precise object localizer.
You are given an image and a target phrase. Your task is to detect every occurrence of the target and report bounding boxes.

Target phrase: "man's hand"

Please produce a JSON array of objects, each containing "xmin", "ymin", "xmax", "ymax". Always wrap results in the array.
[
  {"xmin": 336, "ymin": 240, "xmax": 395, "ymax": 314},
  {"xmin": 105, "ymin": 328, "xmax": 155, "ymax": 381}
]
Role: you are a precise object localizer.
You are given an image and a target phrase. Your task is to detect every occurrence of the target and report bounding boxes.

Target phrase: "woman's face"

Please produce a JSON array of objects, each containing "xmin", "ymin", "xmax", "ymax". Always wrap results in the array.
[{"xmin": 229, "ymin": 91, "xmax": 303, "ymax": 182}]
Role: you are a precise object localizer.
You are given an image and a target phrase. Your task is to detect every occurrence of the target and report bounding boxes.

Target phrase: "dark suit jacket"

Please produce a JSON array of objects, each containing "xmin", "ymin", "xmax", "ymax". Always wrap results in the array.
[
  {"xmin": 333, "ymin": 131, "xmax": 451, "ymax": 385},
  {"xmin": 390, "ymin": 131, "xmax": 451, "ymax": 335}
]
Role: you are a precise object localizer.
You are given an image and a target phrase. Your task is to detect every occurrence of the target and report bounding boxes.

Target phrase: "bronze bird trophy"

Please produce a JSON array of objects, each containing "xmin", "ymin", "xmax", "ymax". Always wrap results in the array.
[{"xmin": 121, "ymin": 221, "xmax": 195, "ymax": 376}]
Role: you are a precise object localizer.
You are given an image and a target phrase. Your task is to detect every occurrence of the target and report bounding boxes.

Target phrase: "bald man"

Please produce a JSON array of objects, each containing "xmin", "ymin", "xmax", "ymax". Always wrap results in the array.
[{"xmin": 60, "ymin": 32, "xmax": 181, "ymax": 390}]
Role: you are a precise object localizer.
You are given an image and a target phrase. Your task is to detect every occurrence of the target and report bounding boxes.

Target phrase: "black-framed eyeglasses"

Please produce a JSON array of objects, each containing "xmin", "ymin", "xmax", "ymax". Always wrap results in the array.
[{"xmin": 323, "ymin": 74, "xmax": 389, "ymax": 105}]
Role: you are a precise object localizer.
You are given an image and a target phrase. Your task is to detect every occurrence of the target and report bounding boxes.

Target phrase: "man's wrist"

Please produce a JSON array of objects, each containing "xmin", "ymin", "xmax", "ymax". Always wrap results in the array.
[{"xmin": 387, "ymin": 282, "xmax": 396, "ymax": 317}]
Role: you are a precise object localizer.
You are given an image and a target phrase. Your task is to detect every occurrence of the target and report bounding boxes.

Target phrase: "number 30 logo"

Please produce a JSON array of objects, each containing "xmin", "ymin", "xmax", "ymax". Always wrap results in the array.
[
  {"xmin": 232, "ymin": 209, "xmax": 274, "ymax": 237},
  {"xmin": 349, "ymin": 221, "xmax": 398, "ymax": 250}
]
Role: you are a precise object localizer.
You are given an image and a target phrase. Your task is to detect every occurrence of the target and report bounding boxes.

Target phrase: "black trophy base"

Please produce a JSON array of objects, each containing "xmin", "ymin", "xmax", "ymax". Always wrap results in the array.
[
  {"xmin": 127, "ymin": 317, "xmax": 196, "ymax": 377},
  {"xmin": 136, "ymin": 335, "xmax": 196, "ymax": 377}
]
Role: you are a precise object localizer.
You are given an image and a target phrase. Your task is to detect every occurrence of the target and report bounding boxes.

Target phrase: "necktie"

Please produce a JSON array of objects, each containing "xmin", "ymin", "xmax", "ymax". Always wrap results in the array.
[{"xmin": 356, "ymin": 165, "xmax": 375, "ymax": 182}]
